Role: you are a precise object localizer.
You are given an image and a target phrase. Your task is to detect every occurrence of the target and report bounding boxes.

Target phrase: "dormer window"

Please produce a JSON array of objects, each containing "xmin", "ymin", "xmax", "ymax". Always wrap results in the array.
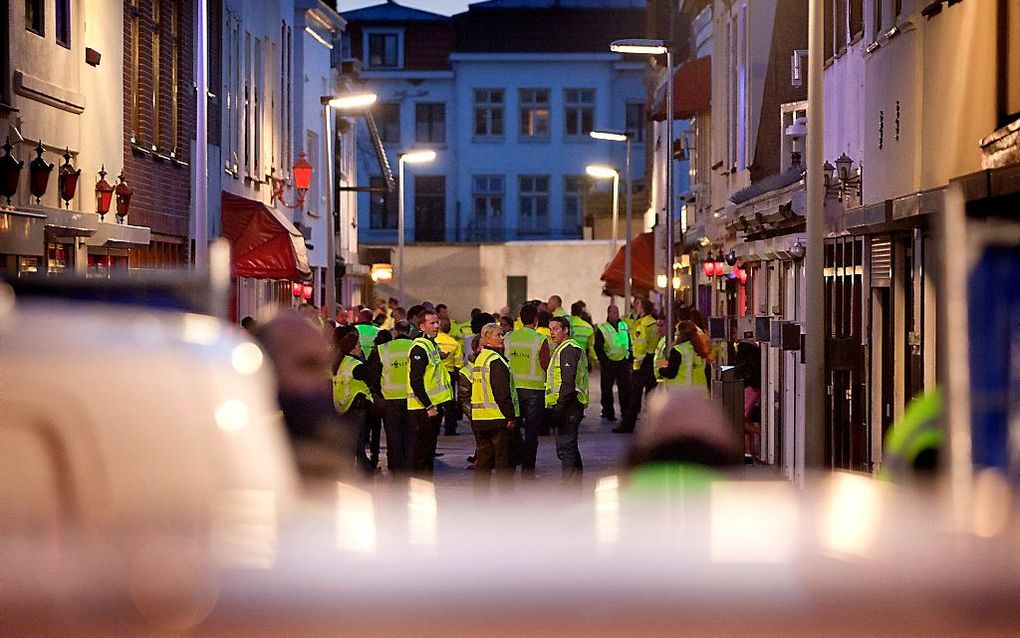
[{"xmin": 364, "ymin": 29, "xmax": 402, "ymax": 69}]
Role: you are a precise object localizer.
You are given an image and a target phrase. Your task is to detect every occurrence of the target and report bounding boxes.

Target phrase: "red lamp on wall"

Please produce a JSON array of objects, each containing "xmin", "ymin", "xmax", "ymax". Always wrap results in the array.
[
  {"xmin": 58, "ymin": 149, "xmax": 81, "ymax": 209},
  {"xmin": 0, "ymin": 138, "xmax": 23, "ymax": 205},
  {"xmin": 95, "ymin": 165, "xmax": 114, "ymax": 221},
  {"xmin": 301, "ymin": 284, "xmax": 313, "ymax": 300},
  {"xmin": 291, "ymin": 281, "xmax": 303, "ymax": 297},
  {"xmin": 712, "ymin": 257, "xmax": 725, "ymax": 277},
  {"xmin": 701, "ymin": 251, "xmax": 715, "ymax": 277},
  {"xmin": 115, "ymin": 172, "xmax": 133, "ymax": 223},
  {"xmin": 28, "ymin": 142, "xmax": 54, "ymax": 204},
  {"xmin": 271, "ymin": 152, "xmax": 314, "ymax": 209}
]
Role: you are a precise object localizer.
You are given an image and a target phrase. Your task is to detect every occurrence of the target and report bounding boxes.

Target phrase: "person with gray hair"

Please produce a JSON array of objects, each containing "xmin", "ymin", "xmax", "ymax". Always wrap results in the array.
[{"xmin": 470, "ymin": 322, "xmax": 519, "ymax": 493}]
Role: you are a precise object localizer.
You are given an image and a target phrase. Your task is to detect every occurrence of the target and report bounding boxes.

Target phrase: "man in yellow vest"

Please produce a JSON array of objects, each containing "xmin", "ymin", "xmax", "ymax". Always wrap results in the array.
[
  {"xmin": 504, "ymin": 302, "xmax": 551, "ymax": 478},
  {"xmin": 546, "ymin": 316, "xmax": 589, "ymax": 485},
  {"xmin": 436, "ymin": 317, "xmax": 464, "ymax": 436},
  {"xmin": 568, "ymin": 300, "xmax": 595, "ymax": 354},
  {"xmin": 595, "ymin": 303, "xmax": 631, "ymax": 421},
  {"xmin": 471, "ymin": 322, "xmax": 519, "ymax": 493},
  {"xmin": 407, "ymin": 309, "xmax": 454, "ymax": 476},
  {"xmin": 354, "ymin": 308, "xmax": 381, "ymax": 358},
  {"xmin": 655, "ymin": 320, "xmax": 708, "ymax": 394},
  {"xmin": 548, "ymin": 294, "xmax": 567, "ymax": 317},
  {"xmin": 370, "ymin": 320, "xmax": 415, "ymax": 474},
  {"xmin": 616, "ymin": 297, "xmax": 659, "ymax": 433}
]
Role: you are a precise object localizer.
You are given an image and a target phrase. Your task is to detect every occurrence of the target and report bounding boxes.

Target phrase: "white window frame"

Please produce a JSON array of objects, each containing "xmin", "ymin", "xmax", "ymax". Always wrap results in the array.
[
  {"xmin": 562, "ymin": 175, "xmax": 586, "ymax": 237},
  {"xmin": 473, "ymin": 88, "xmax": 505, "ymax": 139},
  {"xmin": 472, "ymin": 174, "xmax": 505, "ymax": 220},
  {"xmin": 363, "ymin": 28, "xmax": 404, "ymax": 69},
  {"xmin": 518, "ymin": 175, "xmax": 550, "ymax": 235},
  {"xmin": 519, "ymin": 88, "xmax": 551, "ymax": 140},
  {"xmin": 563, "ymin": 88, "xmax": 595, "ymax": 138}
]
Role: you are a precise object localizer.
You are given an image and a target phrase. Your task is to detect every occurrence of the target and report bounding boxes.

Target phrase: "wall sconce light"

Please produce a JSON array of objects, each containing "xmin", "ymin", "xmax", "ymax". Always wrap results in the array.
[
  {"xmin": 28, "ymin": 142, "xmax": 53, "ymax": 204},
  {"xmin": 724, "ymin": 249, "xmax": 738, "ymax": 266},
  {"xmin": 823, "ymin": 152, "xmax": 862, "ymax": 202},
  {"xmin": 656, "ymin": 273, "xmax": 668, "ymax": 289},
  {"xmin": 784, "ymin": 116, "xmax": 807, "ymax": 167},
  {"xmin": 95, "ymin": 165, "xmax": 114, "ymax": 221},
  {"xmin": 0, "ymin": 138, "xmax": 23, "ymax": 205},
  {"xmin": 790, "ymin": 239, "xmax": 806, "ymax": 261},
  {"xmin": 58, "ymin": 149, "xmax": 80, "ymax": 209},
  {"xmin": 302, "ymin": 284, "xmax": 313, "ymax": 300},
  {"xmin": 370, "ymin": 263, "xmax": 393, "ymax": 283},
  {"xmin": 114, "ymin": 172, "xmax": 133, "ymax": 223},
  {"xmin": 271, "ymin": 152, "xmax": 314, "ymax": 209},
  {"xmin": 291, "ymin": 281, "xmax": 304, "ymax": 297}
]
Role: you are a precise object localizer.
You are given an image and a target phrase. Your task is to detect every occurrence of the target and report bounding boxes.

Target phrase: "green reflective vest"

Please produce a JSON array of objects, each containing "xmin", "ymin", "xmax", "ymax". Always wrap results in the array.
[
  {"xmin": 654, "ymin": 338, "xmax": 705, "ymax": 388},
  {"xmin": 881, "ymin": 389, "xmax": 944, "ymax": 480},
  {"xmin": 471, "ymin": 348, "xmax": 520, "ymax": 421},
  {"xmin": 597, "ymin": 321, "xmax": 631, "ymax": 362},
  {"xmin": 333, "ymin": 355, "xmax": 370, "ymax": 413},
  {"xmin": 504, "ymin": 326, "xmax": 547, "ymax": 391},
  {"xmin": 545, "ymin": 339, "xmax": 589, "ymax": 408},
  {"xmin": 406, "ymin": 336, "xmax": 453, "ymax": 410},
  {"xmin": 569, "ymin": 315, "xmax": 594, "ymax": 351},
  {"xmin": 378, "ymin": 338, "xmax": 413, "ymax": 400},
  {"xmin": 355, "ymin": 323, "xmax": 380, "ymax": 356},
  {"xmin": 631, "ymin": 314, "xmax": 659, "ymax": 369}
]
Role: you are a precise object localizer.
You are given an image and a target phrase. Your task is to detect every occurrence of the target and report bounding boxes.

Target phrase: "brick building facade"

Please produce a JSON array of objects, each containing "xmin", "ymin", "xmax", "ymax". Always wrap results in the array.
[{"xmin": 123, "ymin": 0, "xmax": 195, "ymax": 268}]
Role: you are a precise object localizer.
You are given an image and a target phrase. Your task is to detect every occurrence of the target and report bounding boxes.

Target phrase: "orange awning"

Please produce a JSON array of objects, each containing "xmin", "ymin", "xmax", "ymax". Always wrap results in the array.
[
  {"xmin": 651, "ymin": 55, "xmax": 712, "ymax": 121},
  {"xmin": 601, "ymin": 232, "xmax": 656, "ymax": 295},
  {"xmin": 220, "ymin": 191, "xmax": 311, "ymax": 280}
]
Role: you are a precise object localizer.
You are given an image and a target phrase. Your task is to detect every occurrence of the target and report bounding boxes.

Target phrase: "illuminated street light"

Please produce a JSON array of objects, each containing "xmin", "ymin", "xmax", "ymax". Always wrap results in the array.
[
  {"xmin": 590, "ymin": 128, "xmax": 634, "ymax": 315},
  {"xmin": 610, "ymin": 38, "xmax": 667, "ymax": 55},
  {"xmin": 326, "ymin": 92, "xmax": 378, "ymax": 110},
  {"xmin": 586, "ymin": 164, "xmax": 620, "ymax": 287},
  {"xmin": 398, "ymin": 149, "xmax": 437, "ymax": 305}
]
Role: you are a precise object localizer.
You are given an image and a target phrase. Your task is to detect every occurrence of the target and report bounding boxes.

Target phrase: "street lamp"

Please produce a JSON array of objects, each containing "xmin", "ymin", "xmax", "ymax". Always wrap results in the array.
[
  {"xmin": 590, "ymin": 128, "xmax": 634, "ymax": 315},
  {"xmin": 611, "ymin": 37, "xmax": 676, "ymax": 349},
  {"xmin": 320, "ymin": 91, "xmax": 379, "ymax": 317},
  {"xmin": 585, "ymin": 164, "xmax": 620, "ymax": 274},
  {"xmin": 398, "ymin": 149, "xmax": 437, "ymax": 306}
]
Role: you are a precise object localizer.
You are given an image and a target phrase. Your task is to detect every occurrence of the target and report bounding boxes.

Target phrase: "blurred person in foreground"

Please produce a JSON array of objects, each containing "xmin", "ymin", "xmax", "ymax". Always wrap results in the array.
[
  {"xmin": 470, "ymin": 323, "xmax": 519, "ymax": 494},
  {"xmin": 256, "ymin": 311, "xmax": 358, "ymax": 481},
  {"xmin": 625, "ymin": 388, "xmax": 741, "ymax": 492},
  {"xmin": 546, "ymin": 316, "xmax": 589, "ymax": 486}
]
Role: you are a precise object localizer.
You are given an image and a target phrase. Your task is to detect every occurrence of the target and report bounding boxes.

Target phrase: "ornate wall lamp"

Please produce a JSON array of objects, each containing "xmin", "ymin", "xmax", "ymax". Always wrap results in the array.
[
  {"xmin": 270, "ymin": 152, "xmax": 314, "ymax": 209},
  {"xmin": 58, "ymin": 149, "xmax": 81, "ymax": 209},
  {"xmin": 95, "ymin": 166, "xmax": 114, "ymax": 221},
  {"xmin": 0, "ymin": 138, "xmax": 23, "ymax": 204},
  {"xmin": 824, "ymin": 152, "xmax": 862, "ymax": 202},
  {"xmin": 28, "ymin": 142, "xmax": 53, "ymax": 204},
  {"xmin": 115, "ymin": 172, "xmax": 133, "ymax": 223}
]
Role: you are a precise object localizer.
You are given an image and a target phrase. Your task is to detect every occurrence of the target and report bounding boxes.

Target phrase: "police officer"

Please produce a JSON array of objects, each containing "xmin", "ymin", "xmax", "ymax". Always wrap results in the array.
[
  {"xmin": 616, "ymin": 297, "xmax": 658, "ymax": 433},
  {"xmin": 471, "ymin": 322, "xmax": 519, "ymax": 493},
  {"xmin": 407, "ymin": 309, "xmax": 454, "ymax": 476},
  {"xmin": 655, "ymin": 320, "xmax": 707, "ymax": 394},
  {"xmin": 546, "ymin": 316, "xmax": 589, "ymax": 485},
  {"xmin": 372, "ymin": 321, "xmax": 415, "ymax": 474},
  {"xmin": 503, "ymin": 302, "xmax": 550, "ymax": 478},
  {"xmin": 595, "ymin": 303, "xmax": 631, "ymax": 421}
]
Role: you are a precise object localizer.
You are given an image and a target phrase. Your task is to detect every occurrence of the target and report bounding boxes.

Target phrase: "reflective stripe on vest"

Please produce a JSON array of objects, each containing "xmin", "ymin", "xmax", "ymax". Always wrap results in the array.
[
  {"xmin": 631, "ymin": 314, "xmax": 658, "ymax": 369},
  {"xmin": 355, "ymin": 324, "xmax": 380, "ymax": 356},
  {"xmin": 545, "ymin": 340, "xmax": 590, "ymax": 408},
  {"xmin": 597, "ymin": 321, "xmax": 630, "ymax": 361},
  {"xmin": 407, "ymin": 337, "xmax": 453, "ymax": 410},
  {"xmin": 333, "ymin": 355, "xmax": 370, "ymax": 413},
  {"xmin": 504, "ymin": 327, "xmax": 546, "ymax": 390},
  {"xmin": 655, "ymin": 339, "xmax": 705, "ymax": 387},
  {"xmin": 471, "ymin": 349, "xmax": 520, "ymax": 420},
  {"xmin": 378, "ymin": 339, "xmax": 413, "ymax": 400}
]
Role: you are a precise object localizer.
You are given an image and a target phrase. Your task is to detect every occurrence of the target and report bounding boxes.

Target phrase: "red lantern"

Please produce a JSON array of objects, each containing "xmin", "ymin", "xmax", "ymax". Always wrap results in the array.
[
  {"xmin": 292, "ymin": 152, "xmax": 313, "ymax": 193},
  {"xmin": 702, "ymin": 259, "xmax": 714, "ymax": 277},
  {"xmin": 712, "ymin": 260, "xmax": 725, "ymax": 277},
  {"xmin": 28, "ymin": 142, "xmax": 54, "ymax": 204},
  {"xmin": 291, "ymin": 281, "xmax": 303, "ymax": 297},
  {"xmin": 114, "ymin": 172, "xmax": 133, "ymax": 222},
  {"xmin": 734, "ymin": 265, "xmax": 748, "ymax": 284},
  {"xmin": 58, "ymin": 149, "xmax": 81, "ymax": 209},
  {"xmin": 301, "ymin": 284, "xmax": 313, "ymax": 300},
  {"xmin": 95, "ymin": 165, "xmax": 114, "ymax": 221}
]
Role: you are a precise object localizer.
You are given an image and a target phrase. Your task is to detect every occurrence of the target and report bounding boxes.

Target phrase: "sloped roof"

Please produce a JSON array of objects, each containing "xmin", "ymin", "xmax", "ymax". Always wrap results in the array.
[
  {"xmin": 454, "ymin": 4, "xmax": 644, "ymax": 53},
  {"xmin": 341, "ymin": 1, "xmax": 448, "ymax": 23}
]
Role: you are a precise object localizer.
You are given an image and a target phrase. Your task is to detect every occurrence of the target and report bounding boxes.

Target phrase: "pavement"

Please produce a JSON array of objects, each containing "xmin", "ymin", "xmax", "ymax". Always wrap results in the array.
[{"xmin": 368, "ymin": 369, "xmax": 779, "ymax": 497}]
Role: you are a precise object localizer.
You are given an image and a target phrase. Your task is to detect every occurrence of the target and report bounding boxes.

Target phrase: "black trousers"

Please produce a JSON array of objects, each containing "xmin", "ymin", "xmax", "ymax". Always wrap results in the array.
[
  {"xmin": 621, "ymin": 356, "xmax": 657, "ymax": 431},
  {"xmin": 381, "ymin": 398, "xmax": 413, "ymax": 474},
  {"xmin": 411, "ymin": 407, "xmax": 442, "ymax": 476},
  {"xmin": 472, "ymin": 420, "xmax": 512, "ymax": 492},
  {"xmin": 358, "ymin": 399, "xmax": 383, "ymax": 469},
  {"xmin": 442, "ymin": 401, "xmax": 461, "ymax": 435},
  {"xmin": 599, "ymin": 359, "xmax": 632, "ymax": 420}
]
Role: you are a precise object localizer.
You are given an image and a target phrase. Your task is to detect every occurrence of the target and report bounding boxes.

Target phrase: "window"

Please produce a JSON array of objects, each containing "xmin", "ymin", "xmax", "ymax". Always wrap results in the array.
[
  {"xmin": 473, "ymin": 89, "xmax": 504, "ymax": 138},
  {"xmin": 129, "ymin": 0, "xmax": 140, "ymax": 142},
  {"xmin": 564, "ymin": 89, "xmax": 594, "ymax": 137},
  {"xmin": 563, "ymin": 176, "xmax": 586, "ymax": 238},
  {"xmin": 824, "ymin": 0, "xmax": 834, "ymax": 59},
  {"xmin": 518, "ymin": 175, "xmax": 549, "ymax": 235},
  {"xmin": 367, "ymin": 32, "xmax": 400, "ymax": 68},
  {"xmin": 254, "ymin": 37, "xmax": 262, "ymax": 175},
  {"xmin": 626, "ymin": 101, "xmax": 645, "ymax": 142},
  {"xmin": 850, "ymin": 0, "xmax": 864, "ymax": 41},
  {"xmin": 378, "ymin": 102, "xmax": 401, "ymax": 144},
  {"xmin": 414, "ymin": 176, "xmax": 446, "ymax": 242},
  {"xmin": 872, "ymin": 0, "xmax": 884, "ymax": 41},
  {"xmin": 835, "ymin": 0, "xmax": 848, "ymax": 53},
  {"xmin": 473, "ymin": 175, "xmax": 504, "ymax": 237},
  {"xmin": 152, "ymin": 0, "xmax": 162, "ymax": 149},
  {"xmin": 55, "ymin": 0, "xmax": 70, "ymax": 47},
  {"xmin": 369, "ymin": 176, "xmax": 397, "ymax": 229},
  {"xmin": 415, "ymin": 103, "xmax": 446, "ymax": 144},
  {"xmin": 306, "ymin": 131, "xmax": 319, "ymax": 213},
  {"xmin": 519, "ymin": 89, "xmax": 550, "ymax": 139},
  {"xmin": 25, "ymin": 0, "xmax": 43, "ymax": 35},
  {"xmin": 244, "ymin": 32, "xmax": 251, "ymax": 175},
  {"xmin": 170, "ymin": 0, "xmax": 181, "ymax": 153}
]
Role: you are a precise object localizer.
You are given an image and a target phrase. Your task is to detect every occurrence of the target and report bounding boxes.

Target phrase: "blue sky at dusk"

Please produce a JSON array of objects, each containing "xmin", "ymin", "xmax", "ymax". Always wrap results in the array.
[{"xmin": 340, "ymin": 0, "xmax": 473, "ymax": 16}]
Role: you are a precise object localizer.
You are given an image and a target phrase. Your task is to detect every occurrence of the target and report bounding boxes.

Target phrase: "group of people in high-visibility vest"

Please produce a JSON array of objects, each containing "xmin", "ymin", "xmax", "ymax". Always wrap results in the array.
[{"xmin": 328, "ymin": 293, "xmax": 714, "ymax": 484}]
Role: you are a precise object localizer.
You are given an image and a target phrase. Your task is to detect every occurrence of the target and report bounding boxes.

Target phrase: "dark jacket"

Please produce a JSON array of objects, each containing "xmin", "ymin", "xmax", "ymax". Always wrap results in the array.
[
  {"xmin": 409, "ymin": 335, "xmax": 440, "ymax": 409},
  {"xmin": 656, "ymin": 344, "xmax": 685, "ymax": 381}
]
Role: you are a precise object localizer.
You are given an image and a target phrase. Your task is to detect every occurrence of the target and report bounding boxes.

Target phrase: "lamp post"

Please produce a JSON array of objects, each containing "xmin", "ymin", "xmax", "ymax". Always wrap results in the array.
[
  {"xmin": 585, "ymin": 163, "xmax": 620, "ymax": 279},
  {"xmin": 590, "ymin": 129, "xmax": 633, "ymax": 314},
  {"xmin": 320, "ymin": 91, "xmax": 378, "ymax": 318},
  {"xmin": 611, "ymin": 38, "xmax": 675, "ymax": 349},
  {"xmin": 397, "ymin": 149, "xmax": 437, "ymax": 306}
]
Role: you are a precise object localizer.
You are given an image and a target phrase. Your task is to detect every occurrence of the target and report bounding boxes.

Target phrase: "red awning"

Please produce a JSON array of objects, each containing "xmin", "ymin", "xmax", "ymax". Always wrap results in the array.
[
  {"xmin": 651, "ymin": 55, "xmax": 712, "ymax": 121},
  {"xmin": 220, "ymin": 191, "xmax": 311, "ymax": 280},
  {"xmin": 601, "ymin": 232, "xmax": 657, "ymax": 295}
]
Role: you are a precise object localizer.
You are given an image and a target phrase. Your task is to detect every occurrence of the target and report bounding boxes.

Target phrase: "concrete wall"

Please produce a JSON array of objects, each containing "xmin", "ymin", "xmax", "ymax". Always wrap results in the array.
[{"xmin": 365, "ymin": 240, "xmax": 614, "ymax": 320}]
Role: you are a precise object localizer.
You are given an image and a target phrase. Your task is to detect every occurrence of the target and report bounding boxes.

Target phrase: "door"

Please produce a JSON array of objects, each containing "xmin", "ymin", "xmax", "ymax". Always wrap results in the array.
[
  {"xmin": 507, "ymin": 276, "xmax": 527, "ymax": 311},
  {"xmin": 414, "ymin": 176, "xmax": 446, "ymax": 242}
]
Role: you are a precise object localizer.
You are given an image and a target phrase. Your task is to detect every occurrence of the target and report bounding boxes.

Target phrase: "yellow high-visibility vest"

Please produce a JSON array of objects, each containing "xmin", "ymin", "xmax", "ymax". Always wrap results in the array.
[
  {"xmin": 471, "ymin": 348, "xmax": 520, "ymax": 420},
  {"xmin": 406, "ymin": 336, "xmax": 453, "ymax": 410}
]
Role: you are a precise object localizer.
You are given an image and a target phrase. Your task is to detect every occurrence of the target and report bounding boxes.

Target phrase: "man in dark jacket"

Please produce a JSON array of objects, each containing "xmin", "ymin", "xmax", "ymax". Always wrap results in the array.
[
  {"xmin": 594, "ymin": 303, "xmax": 631, "ymax": 421},
  {"xmin": 470, "ymin": 322, "xmax": 518, "ymax": 493}
]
